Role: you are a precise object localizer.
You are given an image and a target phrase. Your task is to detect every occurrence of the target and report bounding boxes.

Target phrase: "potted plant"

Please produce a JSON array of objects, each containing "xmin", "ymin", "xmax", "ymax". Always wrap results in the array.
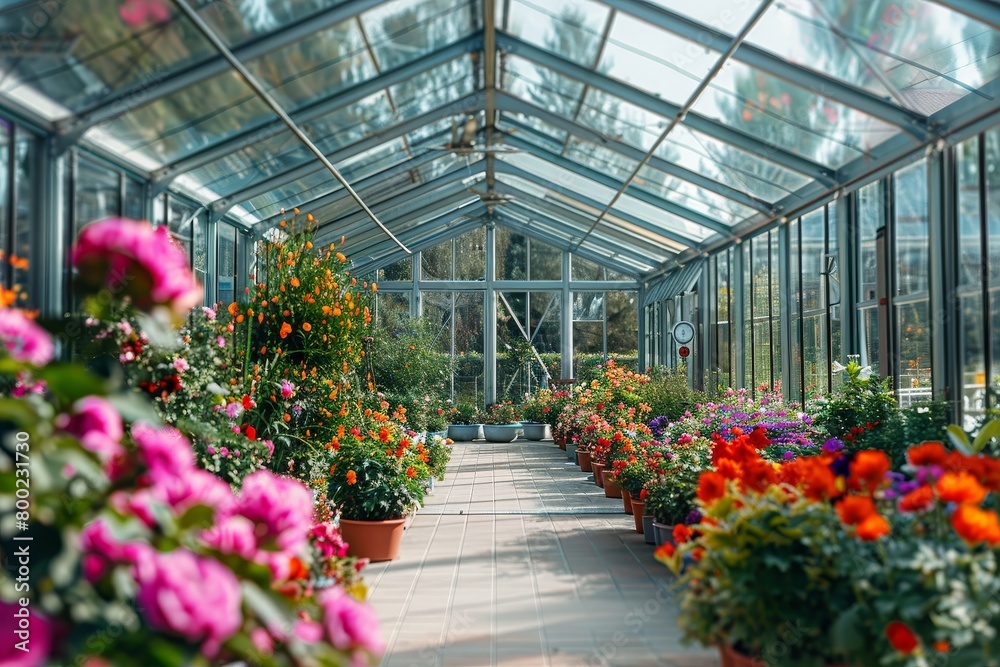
[
  {"xmin": 522, "ymin": 390, "xmax": 553, "ymax": 441},
  {"xmin": 609, "ymin": 457, "xmax": 655, "ymax": 526},
  {"xmin": 446, "ymin": 403, "xmax": 481, "ymax": 441},
  {"xmin": 479, "ymin": 402, "xmax": 521, "ymax": 443},
  {"xmin": 329, "ymin": 439, "xmax": 421, "ymax": 562},
  {"xmin": 424, "ymin": 433, "xmax": 453, "ymax": 492},
  {"xmin": 644, "ymin": 442, "xmax": 711, "ymax": 545}
]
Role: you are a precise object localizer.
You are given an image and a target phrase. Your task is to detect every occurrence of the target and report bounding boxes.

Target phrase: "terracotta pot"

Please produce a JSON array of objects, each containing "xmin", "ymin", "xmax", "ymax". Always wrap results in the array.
[
  {"xmin": 339, "ymin": 518, "xmax": 406, "ymax": 562},
  {"xmin": 578, "ymin": 449, "xmax": 593, "ymax": 472},
  {"xmin": 719, "ymin": 643, "xmax": 849, "ymax": 667},
  {"xmin": 592, "ymin": 462, "xmax": 605, "ymax": 488},
  {"xmin": 630, "ymin": 500, "xmax": 646, "ymax": 532},
  {"xmin": 554, "ymin": 431, "xmax": 567, "ymax": 449},
  {"xmin": 622, "ymin": 489, "xmax": 634, "ymax": 515},
  {"xmin": 602, "ymin": 470, "xmax": 622, "ymax": 498}
]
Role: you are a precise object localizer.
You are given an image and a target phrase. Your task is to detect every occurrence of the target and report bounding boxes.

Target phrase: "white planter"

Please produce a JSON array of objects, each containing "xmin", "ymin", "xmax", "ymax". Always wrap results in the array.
[
  {"xmin": 482, "ymin": 424, "xmax": 519, "ymax": 443},
  {"xmin": 521, "ymin": 422, "xmax": 551, "ymax": 441},
  {"xmin": 448, "ymin": 424, "xmax": 481, "ymax": 441}
]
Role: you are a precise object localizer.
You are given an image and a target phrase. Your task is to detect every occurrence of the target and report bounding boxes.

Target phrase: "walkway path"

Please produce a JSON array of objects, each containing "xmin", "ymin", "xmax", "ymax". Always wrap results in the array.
[{"xmin": 366, "ymin": 440, "xmax": 719, "ymax": 667}]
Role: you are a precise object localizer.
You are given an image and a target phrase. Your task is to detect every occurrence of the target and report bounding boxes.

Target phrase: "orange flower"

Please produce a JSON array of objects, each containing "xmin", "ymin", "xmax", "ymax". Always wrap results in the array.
[
  {"xmin": 935, "ymin": 471, "xmax": 987, "ymax": 505},
  {"xmin": 336, "ymin": 252, "xmax": 347, "ymax": 262},
  {"xmin": 696, "ymin": 471, "xmax": 727, "ymax": 504},
  {"xmin": 653, "ymin": 542, "xmax": 675, "ymax": 565},
  {"xmin": 290, "ymin": 277, "xmax": 300, "ymax": 287},
  {"xmin": 672, "ymin": 524, "xmax": 693, "ymax": 544},
  {"xmin": 836, "ymin": 494, "xmax": 877, "ymax": 526},
  {"xmin": 228, "ymin": 302, "xmax": 239, "ymax": 316},
  {"xmin": 279, "ymin": 322, "xmax": 292, "ymax": 339},
  {"xmin": 855, "ymin": 513, "xmax": 891, "ymax": 541},
  {"xmin": 406, "ymin": 466, "xmax": 417, "ymax": 479},
  {"xmin": 302, "ymin": 322, "xmax": 312, "ymax": 332},
  {"xmin": 885, "ymin": 622, "xmax": 919, "ymax": 654},
  {"xmin": 849, "ymin": 450, "xmax": 891, "ymax": 490},
  {"xmin": 907, "ymin": 441, "xmax": 947, "ymax": 467},
  {"xmin": 951, "ymin": 504, "xmax": 1000, "ymax": 545},
  {"xmin": 346, "ymin": 470, "xmax": 357, "ymax": 485},
  {"xmin": 898, "ymin": 485, "xmax": 934, "ymax": 513}
]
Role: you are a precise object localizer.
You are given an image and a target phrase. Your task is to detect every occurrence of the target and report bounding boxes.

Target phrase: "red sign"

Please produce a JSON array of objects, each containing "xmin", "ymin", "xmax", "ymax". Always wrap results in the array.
[{"xmin": 678, "ymin": 345, "xmax": 690, "ymax": 358}]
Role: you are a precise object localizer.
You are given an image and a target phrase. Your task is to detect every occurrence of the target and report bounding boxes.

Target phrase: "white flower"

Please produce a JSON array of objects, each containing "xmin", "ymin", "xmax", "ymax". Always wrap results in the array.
[{"xmin": 831, "ymin": 361, "xmax": 846, "ymax": 373}]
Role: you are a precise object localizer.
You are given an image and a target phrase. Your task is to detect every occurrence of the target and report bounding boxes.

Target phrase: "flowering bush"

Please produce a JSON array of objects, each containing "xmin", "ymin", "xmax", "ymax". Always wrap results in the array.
[
  {"xmin": 328, "ymin": 437, "xmax": 422, "ymax": 522},
  {"xmin": 445, "ymin": 403, "xmax": 478, "ymax": 425},
  {"xmin": 659, "ymin": 425, "xmax": 1000, "ymax": 666},
  {"xmin": 641, "ymin": 438, "xmax": 711, "ymax": 525},
  {"xmin": 425, "ymin": 434, "xmax": 453, "ymax": 481},
  {"xmin": 0, "ymin": 319, "xmax": 382, "ymax": 667},
  {"xmin": 478, "ymin": 401, "xmax": 521, "ymax": 425},
  {"xmin": 522, "ymin": 388, "xmax": 554, "ymax": 424}
]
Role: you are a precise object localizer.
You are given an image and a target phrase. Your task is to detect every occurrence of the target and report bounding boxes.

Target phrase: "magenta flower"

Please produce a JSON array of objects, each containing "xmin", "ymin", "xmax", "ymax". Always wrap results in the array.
[
  {"xmin": 217, "ymin": 335, "xmax": 226, "ymax": 348},
  {"xmin": 0, "ymin": 308, "xmax": 54, "ymax": 366},
  {"xmin": 281, "ymin": 380, "xmax": 295, "ymax": 399},
  {"xmin": 310, "ymin": 522, "xmax": 349, "ymax": 559},
  {"xmin": 79, "ymin": 518, "xmax": 149, "ymax": 582},
  {"xmin": 202, "ymin": 306, "xmax": 217, "ymax": 320},
  {"xmin": 200, "ymin": 515, "xmax": 258, "ymax": 559},
  {"xmin": 319, "ymin": 587, "xmax": 385, "ymax": 656},
  {"xmin": 72, "ymin": 219, "xmax": 201, "ymax": 318},
  {"xmin": 173, "ymin": 357, "xmax": 189, "ymax": 373},
  {"xmin": 131, "ymin": 422, "xmax": 195, "ymax": 482},
  {"xmin": 0, "ymin": 600, "xmax": 51, "ymax": 667},
  {"xmin": 133, "ymin": 548, "xmax": 242, "ymax": 657},
  {"xmin": 56, "ymin": 396, "xmax": 125, "ymax": 472},
  {"xmin": 225, "ymin": 402, "xmax": 243, "ymax": 420},
  {"xmin": 238, "ymin": 470, "xmax": 313, "ymax": 553},
  {"xmin": 151, "ymin": 468, "xmax": 237, "ymax": 519}
]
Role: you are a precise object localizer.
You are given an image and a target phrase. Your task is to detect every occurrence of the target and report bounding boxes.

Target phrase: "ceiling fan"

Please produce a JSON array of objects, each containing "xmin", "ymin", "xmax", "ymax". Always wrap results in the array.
[{"xmin": 421, "ymin": 115, "xmax": 525, "ymax": 155}]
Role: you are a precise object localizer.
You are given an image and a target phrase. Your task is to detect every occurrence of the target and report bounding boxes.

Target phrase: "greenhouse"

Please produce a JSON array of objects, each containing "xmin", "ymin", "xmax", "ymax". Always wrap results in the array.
[{"xmin": 2, "ymin": 0, "xmax": 1000, "ymax": 666}]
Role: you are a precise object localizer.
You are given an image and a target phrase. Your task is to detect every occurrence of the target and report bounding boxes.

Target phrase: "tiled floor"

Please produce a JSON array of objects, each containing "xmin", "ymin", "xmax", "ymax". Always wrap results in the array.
[{"xmin": 366, "ymin": 440, "xmax": 720, "ymax": 667}]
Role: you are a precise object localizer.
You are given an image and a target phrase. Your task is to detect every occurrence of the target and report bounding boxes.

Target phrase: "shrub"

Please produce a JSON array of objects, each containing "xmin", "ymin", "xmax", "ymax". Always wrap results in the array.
[{"xmin": 329, "ymin": 440, "xmax": 419, "ymax": 521}]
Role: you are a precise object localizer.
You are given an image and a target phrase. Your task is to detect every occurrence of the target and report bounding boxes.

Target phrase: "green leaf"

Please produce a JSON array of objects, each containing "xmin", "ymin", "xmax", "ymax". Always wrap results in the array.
[
  {"xmin": 175, "ymin": 503, "xmax": 215, "ymax": 531},
  {"xmin": 36, "ymin": 363, "xmax": 108, "ymax": 403},
  {"xmin": 971, "ymin": 418, "xmax": 1000, "ymax": 453},
  {"xmin": 946, "ymin": 424, "xmax": 974, "ymax": 455},
  {"xmin": 105, "ymin": 392, "xmax": 162, "ymax": 426}
]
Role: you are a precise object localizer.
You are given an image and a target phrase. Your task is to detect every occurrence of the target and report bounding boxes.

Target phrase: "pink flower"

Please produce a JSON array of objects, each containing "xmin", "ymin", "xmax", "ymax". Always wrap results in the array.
[
  {"xmin": 263, "ymin": 439, "xmax": 275, "ymax": 457},
  {"xmin": 133, "ymin": 548, "xmax": 242, "ymax": 657},
  {"xmin": 310, "ymin": 522, "xmax": 348, "ymax": 559},
  {"xmin": 238, "ymin": 470, "xmax": 313, "ymax": 553},
  {"xmin": 0, "ymin": 600, "xmax": 51, "ymax": 667},
  {"xmin": 225, "ymin": 402, "xmax": 243, "ymax": 420},
  {"xmin": 319, "ymin": 587, "xmax": 385, "ymax": 656},
  {"xmin": 118, "ymin": 0, "xmax": 171, "ymax": 26},
  {"xmin": 131, "ymin": 422, "xmax": 195, "ymax": 481},
  {"xmin": 72, "ymin": 219, "xmax": 201, "ymax": 318},
  {"xmin": 200, "ymin": 515, "xmax": 258, "ymax": 559},
  {"xmin": 173, "ymin": 357, "xmax": 189, "ymax": 373},
  {"xmin": 0, "ymin": 309, "xmax": 54, "ymax": 366},
  {"xmin": 217, "ymin": 336, "xmax": 226, "ymax": 348},
  {"xmin": 281, "ymin": 380, "xmax": 295, "ymax": 399},
  {"xmin": 249, "ymin": 627, "xmax": 274, "ymax": 655},
  {"xmin": 295, "ymin": 620, "xmax": 324, "ymax": 643},
  {"xmin": 151, "ymin": 468, "xmax": 237, "ymax": 519},
  {"xmin": 202, "ymin": 306, "xmax": 217, "ymax": 320},
  {"xmin": 56, "ymin": 396, "xmax": 125, "ymax": 473},
  {"xmin": 79, "ymin": 518, "xmax": 149, "ymax": 581}
]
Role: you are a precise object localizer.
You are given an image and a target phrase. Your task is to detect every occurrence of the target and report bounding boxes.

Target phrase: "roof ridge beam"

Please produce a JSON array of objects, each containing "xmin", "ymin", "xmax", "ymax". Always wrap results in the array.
[
  {"xmin": 496, "ymin": 30, "xmax": 835, "ymax": 184},
  {"xmin": 56, "ymin": 0, "xmax": 393, "ymax": 137},
  {"xmin": 211, "ymin": 91, "xmax": 485, "ymax": 213},
  {"xmin": 600, "ymin": 0, "xmax": 929, "ymax": 138},
  {"xmin": 153, "ymin": 35, "xmax": 482, "ymax": 183},
  {"xmin": 495, "ymin": 97, "xmax": 774, "ymax": 214}
]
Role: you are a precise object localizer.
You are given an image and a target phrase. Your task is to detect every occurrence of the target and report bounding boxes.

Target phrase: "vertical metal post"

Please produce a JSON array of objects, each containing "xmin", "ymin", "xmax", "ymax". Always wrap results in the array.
[
  {"xmin": 732, "ymin": 243, "xmax": 745, "ymax": 389},
  {"xmin": 836, "ymin": 191, "xmax": 855, "ymax": 362},
  {"xmin": 484, "ymin": 224, "xmax": 497, "ymax": 404},
  {"xmin": 637, "ymin": 284, "xmax": 647, "ymax": 370},
  {"xmin": 928, "ymin": 147, "xmax": 959, "ymax": 416},
  {"xmin": 412, "ymin": 251, "xmax": 422, "ymax": 317},
  {"xmin": 205, "ymin": 214, "xmax": 219, "ymax": 307},
  {"xmin": 33, "ymin": 136, "xmax": 64, "ymax": 318},
  {"xmin": 778, "ymin": 222, "xmax": 793, "ymax": 402},
  {"xmin": 561, "ymin": 249, "xmax": 573, "ymax": 379}
]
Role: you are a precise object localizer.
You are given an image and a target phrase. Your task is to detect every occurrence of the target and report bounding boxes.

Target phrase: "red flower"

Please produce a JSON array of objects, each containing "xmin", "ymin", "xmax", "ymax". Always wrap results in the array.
[
  {"xmin": 898, "ymin": 485, "xmax": 933, "ymax": 513},
  {"xmin": 935, "ymin": 471, "xmax": 987, "ymax": 505},
  {"xmin": 244, "ymin": 425, "xmax": 257, "ymax": 441},
  {"xmin": 406, "ymin": 466, "xmax": 417, "ymax": 479},
  {"xmin": 849, "ymin": 450, "xmax": 891, "ymax": 491},
  {"xmin": 836, "ymin": 495, "xmax": 877, "ymax": 526},
  {"xmin": 907, "ymin": 441, "xmax": 947, "ymax": 467},
  {"xmin": 672, "ymin": 524, "xmax": 693, "ymax": 544},
  {"xmin": 855, "ymin": 513, "xmax": 891, "ymax": 541},
  {"xmin": 346, "ymin": 470, "xmax": 357, "ymax": 485},
  {"xmin": 241, "ymin": 394, "xmax": 254, "ymax": 410},
  {"xmin": 951, "ymin": 504, "xmax": 1000, "ymax": 545},
  {"xmin": 639, "ymin": 489, "xmax": 650, "ymax": 501},
  {"xmin": 885, "ymin": 622, "xmax": 919, "ymax": 654},
  {"xmin": 696, "ymin": 471, "xmax": 727, "ymax": 504}
]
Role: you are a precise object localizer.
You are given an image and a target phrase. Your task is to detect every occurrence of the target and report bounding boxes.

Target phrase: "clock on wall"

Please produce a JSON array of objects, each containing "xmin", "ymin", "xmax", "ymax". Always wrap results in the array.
[{"xmin": 672, "ymin": 321, "xmax": 695, "ymax": 345}]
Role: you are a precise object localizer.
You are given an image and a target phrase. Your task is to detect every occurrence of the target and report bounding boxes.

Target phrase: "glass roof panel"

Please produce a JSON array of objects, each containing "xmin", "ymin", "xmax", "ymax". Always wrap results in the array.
[
  {"xmin": 577, "ymin": 88, "xmax": 662, "ymax": 151},
  {"xmin": 564, "ymin": 138, "xmax": 638, "ymax": 183},
  {"xmin": 389, "ymin": 57, "xmax": 475, "ymax": 115},
  {"xmin": 83, "ymin": 70, "xmax": 272, "ymax": 168},
  {"xmin": 693, "ymin": 60, "xmax": 898, "ymax": 168},
  {"xmin": 659, "ymin": 125, "xmax": 810, "ymax": 201},
  {"xmin": 0, "ymin": 3, "xmax": 214, "ymax": 118},
  {"xmin": 503, "ymin": 56, "xmax": 584, "ymax": 116},
  {"xmin": 645, "ymin": 0, "xmax": 766, "ymax": 31},
  {"xmin": 198, "ymin": 0, "xmax": 346, "ymax": 44},
  {"xmin": 746, "ymin": 0, "xmax": 1000, "ymax": 115},
  {"xmin": 633, "ymin": 165, "xmax": 756, "ymax": 225},
  {"xmin": 245, "ymin": 20, "xmax": 377, "ymax": 110},
  {"xmin": 501, "ymin": 115, "xmax": 569, "ymax": 151},
  {"xmin": 596, "ymin": 12, "xmax": 716, "ymax": 106},
  {"xmin": 360, "ymin": 0, "xmax": 477, "ymax": 70},
  {"xmin": 505, "ymin": 0, "xmax": 611, "ymax": 66}
]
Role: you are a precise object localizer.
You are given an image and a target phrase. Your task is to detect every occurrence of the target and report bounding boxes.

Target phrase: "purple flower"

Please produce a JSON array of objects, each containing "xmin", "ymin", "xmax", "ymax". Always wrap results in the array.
[
  {"xmin": 783, "ymin": 450, "xmax": 795, "ymax": 461},
  {"xmin": 822, "ymin": 438, "xmax": 844, "ymax": 453},
  {"xmin": 685, "ymin": 509, "xmax": 703, "ymax": 525}
]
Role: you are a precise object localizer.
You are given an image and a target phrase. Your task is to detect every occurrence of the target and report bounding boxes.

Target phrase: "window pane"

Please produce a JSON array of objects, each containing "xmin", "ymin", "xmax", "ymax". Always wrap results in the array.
[
  {"xmin": 897, "ymin": 300, "xmax": 932, "ymax": 404},
  {"xmin": 606, "ymin": 291, "xmax": 637, "ymax": 363},
  {"xmin": 454, "ymin": 228, "xmax": 486, "ymax": 281},
  {"xmin": 529, "ymin": 238, "xmax": 562, "ymax": 281},
  {"xmin": 895, "ymin": 160, "xmax": 929, "ymax": 297},
  {"xmin": 218, "ymin": 224, "xmax": 237, "ymax": 305},
  {"xmin": 76, "ymin": 158, "xmax": 120, "ymax": 229},
  {"xmin": 571, "ymin": 255, "xmax": 603, "ymax": 281},
  {"xmin": 496, "ymin": 227, "xmax": 527, "ymax": 280},
  {"xmin": 14, "ymin": 133, "xmax": 33, "ymax": 291},
  {"xmin": 124, "ymin": 177, "xmax": 145, "ymax": 220},
  {"xmin": 422, "ymin": 237, "xmax": 453, "ymax": 281},
  {"xmin": 857, "ymin": 180, "xmax": 883, "ymax": 303}
]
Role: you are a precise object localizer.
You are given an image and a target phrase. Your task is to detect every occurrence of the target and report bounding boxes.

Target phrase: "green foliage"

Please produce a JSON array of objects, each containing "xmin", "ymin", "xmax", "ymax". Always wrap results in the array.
[
  {"xmin": 946, "ymin": 416, "xmax": 1000, "ymax": 455},
  {"xmin": 901, "ymin": 401, "xmax": 950, "ymax": 446},
  {"xmin": 478, "ymin": 401, "xmax": 521, "ymax": 425},
  {"xmin": 642, "ymin": 445, "xmax": 711, "ymax": 524},
  {"xmin": 370, "ymin": 312, "xmax": 449, "ymax": 401},
  {"xmin": 328, "ymin": 440, "xmax": 419, "ymax": 521},
  {"xmin": 640, "ymin": 364, "xmax": 702, "ymax": 420},
  {"xmin": 445, "ymin": 403, "xmax": 478, "ymax": 425},
  {"xmin": 425, "ymin": 434, "xmax": 452, "ymax": 481},
  {"xmin": 610, "ymin": 459, "xmax": 655, "ymax": 496}
]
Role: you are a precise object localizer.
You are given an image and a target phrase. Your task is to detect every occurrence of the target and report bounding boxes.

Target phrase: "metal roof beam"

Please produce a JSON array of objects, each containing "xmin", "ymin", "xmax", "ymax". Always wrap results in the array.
[
  {"xmin": 493, "ymin": 211, "xmax": 644, "ymax": 277},
  {"xmin": 495, "ymin": 141, "xmax": 727, "ymax": 240},
  {"xmin": 496, "ymin": 94, "xmax": 774, "ymax": 214},
  {"xmin": 929, "ymin": 0, "xmax": 1000, "ymax": 31},
  {"xmin": 153, "ymin": 35, "xmax": 482, "ymax": 183},
  {"xmin": 496, "ymin": 31, "xmax": 835, "ymax": 184},
  {"xmin": 252, "ymin": 145, "xmax": 454, "ymax": 230},
  {"xmin": 493, "ymin": 185, "xmax": 675, "ymax": 265},
  {"xmin": 493, "ymin": 159, "xmax": 702, "ymax": 249},
  {"xmin": 57, "ymin": 0, "xmax": 392, "ymax": 137},
  {"xmin": 211, "ymin": 91, "xmax": 485, "ymax": 212},
  {"xmin": 600, "ymin": 0, "xmax": 930, "ymax": 138},
  {"xmin": 352, "ymin": 215, "xmax": 487, "ymax": 275}
]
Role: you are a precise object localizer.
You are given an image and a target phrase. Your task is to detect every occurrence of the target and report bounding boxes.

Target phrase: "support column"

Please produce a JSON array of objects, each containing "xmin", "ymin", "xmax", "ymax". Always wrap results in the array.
[
  {"xmin": 205, "ymin": 215, "xmax": 219, "ymax": 307},
  {"xmin": 837, "ymin": 190, "xmax": 856, "ymax": 362},
  {"xmin": 928, "ymin": 147, "xmax": 959, "ymax": 417},
  {"xmin": 561, "ymin": 249, "xmax": 573, "ymax": 379},
  {"xmin": 778, "ymin": 222, "xmax": 793, "ymax": 401},
  {"xmin": 412, "ymin": 251, "xmax": 422, "ymax": 317},
  {"xmin": 637, "ymin": 284, "xmax": 646, "ymax": 371},
  {"xmin": 732, "ymin": 242, "xmax": 746, "ymax": 389},
  {"xmin": 32, "ymin": 137, "xmax": 66, "ymax": 319},
  {"xmin": 484, "ymin": 223, "xmax": 497, "ymax": 404}
]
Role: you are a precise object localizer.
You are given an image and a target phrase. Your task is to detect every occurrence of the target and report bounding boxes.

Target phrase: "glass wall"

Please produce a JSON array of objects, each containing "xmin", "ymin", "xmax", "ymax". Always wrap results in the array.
[{"xmin": 0, "ymin": 121, "xmax": 36, "ymax": 301}]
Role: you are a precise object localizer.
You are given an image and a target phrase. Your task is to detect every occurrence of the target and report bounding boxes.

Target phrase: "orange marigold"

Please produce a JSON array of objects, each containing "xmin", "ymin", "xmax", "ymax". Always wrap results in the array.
[
  {"xmin": 279, "ymin": 322, "xmax": 292, "ymax": 339},
  {"xmin": 696, "ymin": 471, "xmax": 727, "ymax": 504},
  {"xmin": 855, "ymin": 512, "xmax": 891, "ymax": 541},
  {"xmin": 849, "ymin": 450, "xmax": 891, "ymax": 490},
  {"xmin": 898, "ymin": 485, "xmax": 934, "ymax": 513},
  {"xmin": 836, "ymin": 494, "xmax": 877, "ymax": 526},
  {"xmin": 907, "ymin": 441, "xmax": 947, "ymax": 467},
  {"xmin": 346, "ymin": 470, "xmax": 357, "ymax": 485},
  {"xmin": 951, "ymin": 503, "xmax": 1000, "ymax": 546},
  {"xmin": 302, "ymin": 322, "xmax": 312, "ymax": 332},
  {"xmin": 935, "ymin": 471, "xmax": 987, "ymax": 505},
  {"xmin": 406, "ymin": 466, "xmax": 417, "ymax": 479},
  {"xmin": 227, "ymin": 302, "xmax": 239, "ymax": 316}
]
